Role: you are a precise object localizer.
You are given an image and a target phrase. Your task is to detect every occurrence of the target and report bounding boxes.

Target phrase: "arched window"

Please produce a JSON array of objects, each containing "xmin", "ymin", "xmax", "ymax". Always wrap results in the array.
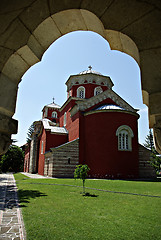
[
  {"xmin": 52, "ymin": 111, "xmax": 57, "ymax": 118},
  {"xmin": 64, "ymin": 112, "xmax": 67, "ymax": 126},
  {"xmin": 77, "ymin": 86, "xmax": 85, "ymax": 98},
  {"xmin": 41, "ymin": 141, "xmax": 44, "ymax": 154},
  {"xmin": 94, "ymin": 86, "xmax": 103, "ymax": 96},
  {"xmin": 116, "ymin": 125, "xmax": 134, "ymax": 151}
]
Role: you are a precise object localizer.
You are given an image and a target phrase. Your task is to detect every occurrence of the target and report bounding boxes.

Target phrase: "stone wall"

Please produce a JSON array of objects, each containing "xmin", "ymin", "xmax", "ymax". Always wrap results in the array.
[
  {"xmin": 44, "ymin": 141, "xmax": 156, "ymax": 179},
  {"xmin": 139, "ymin": 144, "xmax": 156, "ymax": 178},
  {"xmin": 44, "ymin": 139, "xmax": 79, "ymax": 178}
]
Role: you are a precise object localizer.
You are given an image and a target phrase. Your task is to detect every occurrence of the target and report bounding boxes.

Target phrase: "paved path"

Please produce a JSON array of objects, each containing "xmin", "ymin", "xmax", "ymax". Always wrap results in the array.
[
  {"xmin": 21, "ymin": 172, "xmax": 53, "ymax": 179},
  {"xmin": 0, "ymin": 173, "xmax": 25, "ymax": 240}
]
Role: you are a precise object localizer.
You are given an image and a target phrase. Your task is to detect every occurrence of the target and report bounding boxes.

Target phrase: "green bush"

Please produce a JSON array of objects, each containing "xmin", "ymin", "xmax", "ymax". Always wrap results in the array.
[{"xmin": 0, "ymin": 145, "xmax": 24, "ymax": 173}]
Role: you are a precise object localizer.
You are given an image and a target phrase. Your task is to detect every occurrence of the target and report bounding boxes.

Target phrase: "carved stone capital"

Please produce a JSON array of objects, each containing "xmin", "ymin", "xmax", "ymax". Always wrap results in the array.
[
  {"xmin": 153, "ymin": 121, "xmax": 161, "ymax": 154},
  {"xmin": 0, "ymin": 113, "xmax": 18, "ymax": 155},
  {"xmin": 0, "ymin": 113, "xmax": 17, "ymax": 134}
]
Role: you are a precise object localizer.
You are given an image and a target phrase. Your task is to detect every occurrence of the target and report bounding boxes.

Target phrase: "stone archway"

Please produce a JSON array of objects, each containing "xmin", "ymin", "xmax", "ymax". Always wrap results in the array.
[{"xmin": 0, "ymin": 1, "xmax": 161, "ymax": 154}]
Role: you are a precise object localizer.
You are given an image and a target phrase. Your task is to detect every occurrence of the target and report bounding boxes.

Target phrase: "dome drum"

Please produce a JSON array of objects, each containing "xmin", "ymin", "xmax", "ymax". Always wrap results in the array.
[{"xmin": 66, "ymin": 73, "xmax": 114, "ymax": 92}]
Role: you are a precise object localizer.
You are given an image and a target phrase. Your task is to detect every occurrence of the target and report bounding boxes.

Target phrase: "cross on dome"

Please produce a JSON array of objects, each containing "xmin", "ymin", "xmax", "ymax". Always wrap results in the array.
[
  {"xmin": 88, "ymin": 65, "xmax": 92, "ymax": 70},
  {"xmin": 52, "ymin": 97, "xmax": 55, "ymax": 103}
]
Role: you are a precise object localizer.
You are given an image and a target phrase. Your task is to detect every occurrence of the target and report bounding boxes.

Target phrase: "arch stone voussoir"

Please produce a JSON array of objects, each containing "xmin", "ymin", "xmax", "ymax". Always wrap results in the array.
[
  {"xmin": 80, "ymin": 9, "xmax": 105, "ymax": 37},
  {"xmin": 51, "ymin": 9, "xmax": 105, "ymax": 37},
  {"xmin": 105, "ymin": 29, "xmax": 140, "ymax": 65},
  {"xmin": 27, "ymin": 34, "xmax": 45, "ymax": 61},
  {"xmin": 17, "ymin": 45, "xmax": 40, "ymax": 67},
  {"xmin": 2, "ymin": 52, "xmax": 30, "ymax": 84},
  {"xmin": 51, "ymin": 9, "xmax": 88, "ymax": 35},
  {"xmin": 32, "ymin": 17, "xmax": 62, "ymax": 50}
]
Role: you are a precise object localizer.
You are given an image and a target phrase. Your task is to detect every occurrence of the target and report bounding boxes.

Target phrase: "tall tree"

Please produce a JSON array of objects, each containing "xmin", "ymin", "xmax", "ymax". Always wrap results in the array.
[
  {"xmin": 26, "ymin": 123, "xmax": 35, "ymax": 144},
  {"xmin": 0, "ymin": 145, "xmax": 24, "ymax": 173},
  {"xmin": 143, "ymin": 129, "xmax": 155, "ymax": 152},
  {"xmin": 143, "ymin": 129, "xmax": 161, "ymax": 174}
]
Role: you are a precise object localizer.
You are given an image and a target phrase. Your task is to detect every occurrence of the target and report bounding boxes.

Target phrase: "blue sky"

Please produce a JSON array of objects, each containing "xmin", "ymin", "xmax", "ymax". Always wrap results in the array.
[{"xmin": 13, "ymin": 31, "xmax": 149, "ymax": 146}]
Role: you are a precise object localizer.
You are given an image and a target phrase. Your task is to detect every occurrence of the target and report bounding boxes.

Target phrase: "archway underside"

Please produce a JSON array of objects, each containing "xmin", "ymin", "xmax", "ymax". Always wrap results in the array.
[{"xmin": 0, "ymin": 1, "xmax": 161, "ymax": 154}]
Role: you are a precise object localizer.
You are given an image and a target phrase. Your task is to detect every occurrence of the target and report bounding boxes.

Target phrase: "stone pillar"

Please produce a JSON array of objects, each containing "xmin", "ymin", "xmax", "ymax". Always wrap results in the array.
[
  {"xmin": 153, "ymin": 120, "xmax": 161, "ymax": 154},
  {"xmin": 0, "ymin": 73, "xmax": 18, "ymax": 155},
  {"xmin": 29, "ymin": 134, "xmax": 38, "ymax": 173}
]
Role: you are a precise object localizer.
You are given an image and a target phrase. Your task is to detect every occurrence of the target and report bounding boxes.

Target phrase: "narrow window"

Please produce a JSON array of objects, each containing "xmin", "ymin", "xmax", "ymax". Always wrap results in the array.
[
  {"xmin": 79, "ymin": 89, "xmax": 84, "ymax": 98},
  {"xmin": 119, "ymin": 133, "xmax": 122, "ymax": 149},
  {"xmin": 41, "ymin": 141, "xmax": 44, "ymax": 154},
  {"xmin": 126, "ymin": 134, "xmax": 129, "ymax": 150},
  {"xmin": 64, "ymin": 112, "xmax": 67, "ymax": 126},
  {"xmin": 94, "ymin": 86, "xmax": 103, "ymax": 96},
  {"xmin": 52, "ymin": 111, "xmax": 57, "ymax": 118},
  {"xmin": 122, "ymin": 133, "xmax": 125, "ymax": 149},
  {"xmin": 68, "ymin": 158, "xmax": 71, "ymax": 164},
  {"xmin": 77, "ymin": 86, "xmax": 85, "ymax": 98}
]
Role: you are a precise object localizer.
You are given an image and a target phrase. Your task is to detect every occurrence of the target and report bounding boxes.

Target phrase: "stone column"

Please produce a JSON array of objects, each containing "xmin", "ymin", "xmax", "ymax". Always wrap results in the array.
[
  {"xmin": 29, "ymin": 134, "xmax": 38, "ymax": 173},
  {"xmin": 0, "ymin": 73, "xmax": 18, "ymax": 155}
]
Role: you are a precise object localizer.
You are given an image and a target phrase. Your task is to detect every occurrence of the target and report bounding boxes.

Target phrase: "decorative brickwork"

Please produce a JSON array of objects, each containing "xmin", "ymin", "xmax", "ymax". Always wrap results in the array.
[{"xmin": 44, "ymin": 139, "xmax": 79, "ymax": 178}]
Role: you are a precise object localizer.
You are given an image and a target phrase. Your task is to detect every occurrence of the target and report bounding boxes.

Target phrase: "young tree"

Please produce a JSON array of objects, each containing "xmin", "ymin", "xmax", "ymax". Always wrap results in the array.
[
  {"xmin": 0, "ymin": 145, "xmax": 24, "ymax": 173},
  {"xmin": 74, "ymin": 164, "xmax": 90, "ymax": 194}
]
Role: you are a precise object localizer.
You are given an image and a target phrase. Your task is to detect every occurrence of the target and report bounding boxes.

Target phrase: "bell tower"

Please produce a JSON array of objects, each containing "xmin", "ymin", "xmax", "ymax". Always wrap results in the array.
[{"xmin": 42, "ymin": 98, "xmax": 61, "ymax": 124}]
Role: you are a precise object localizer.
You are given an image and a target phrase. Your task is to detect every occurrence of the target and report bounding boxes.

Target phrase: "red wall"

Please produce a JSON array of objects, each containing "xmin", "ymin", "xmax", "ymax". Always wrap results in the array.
[
  {"xmin": 60, "ymin": 100, "xmax": 80, "ymax": 141},
  {"xmin": 24, "ymin": 147, "xmax": 30, "ymax": 172},
  {"xmin": 46, "ymin": 131, "xmax": 68, "ymax": 150},
  {"xmin": 79, "ymin": 111, "xmax": 139, "ymax": 179}
]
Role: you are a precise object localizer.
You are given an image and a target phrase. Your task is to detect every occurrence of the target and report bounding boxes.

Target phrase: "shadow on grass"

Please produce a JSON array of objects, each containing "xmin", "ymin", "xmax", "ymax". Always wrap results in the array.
[
  {"xmin": 82, "ymin": 192, "xmax": 98, "ymax": 197},
  {"xmin": 18, "ymin": 189, "xmax": 47, "ymax": 207}
]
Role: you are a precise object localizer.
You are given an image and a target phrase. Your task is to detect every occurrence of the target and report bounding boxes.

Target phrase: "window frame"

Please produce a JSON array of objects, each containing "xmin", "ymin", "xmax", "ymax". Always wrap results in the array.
[
  {"xmin": 41, "ymin": 141, "xmax": 44, "ymax": 154},
  {"xmin": 77, "ymin": 86, "xmax": 85, "ymax": 98},
  {"xmin": 52, "ymin": 111, "xmax": 57, "ymax": 118},
  {"xmin": 116, "ymin": 125, "xmax": 134, "ymax": 151},
  {"xmin": 94, "ymin": 86, "xmax": 103, "ymax": 96}
]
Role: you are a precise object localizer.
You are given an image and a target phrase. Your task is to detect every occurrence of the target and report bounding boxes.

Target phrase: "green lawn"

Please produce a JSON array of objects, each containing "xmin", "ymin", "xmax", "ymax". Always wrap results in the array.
[{"xmin": 14, "ymin": 173, "xmax": 161, "ymax": 240}]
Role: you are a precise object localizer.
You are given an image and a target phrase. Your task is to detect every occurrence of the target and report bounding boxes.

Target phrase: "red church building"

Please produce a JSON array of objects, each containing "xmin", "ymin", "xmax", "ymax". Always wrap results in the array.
[{"xmin": 24, "ymin": 67, "xmax": 155, "ymax": 179}]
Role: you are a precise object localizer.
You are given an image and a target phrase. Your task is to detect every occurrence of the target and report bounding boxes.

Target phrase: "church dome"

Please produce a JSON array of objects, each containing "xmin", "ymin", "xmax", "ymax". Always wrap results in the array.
[
  {"xmin": 45, "ymin": 103, "xmax": 61, "ymax": 109},
  {"xmin": 65, "ymin": 66, "xmax": 114, "ymax": 95},
  {"xmin": 95, "ymin": 104, "xmax": 125, "ymax": 111}
]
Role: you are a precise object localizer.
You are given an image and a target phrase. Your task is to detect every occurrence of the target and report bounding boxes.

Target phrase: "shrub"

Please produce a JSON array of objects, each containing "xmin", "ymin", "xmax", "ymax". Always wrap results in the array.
[{"xmin": 74, "ymin": 164, "xmax": 90, "ymax": 193}]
